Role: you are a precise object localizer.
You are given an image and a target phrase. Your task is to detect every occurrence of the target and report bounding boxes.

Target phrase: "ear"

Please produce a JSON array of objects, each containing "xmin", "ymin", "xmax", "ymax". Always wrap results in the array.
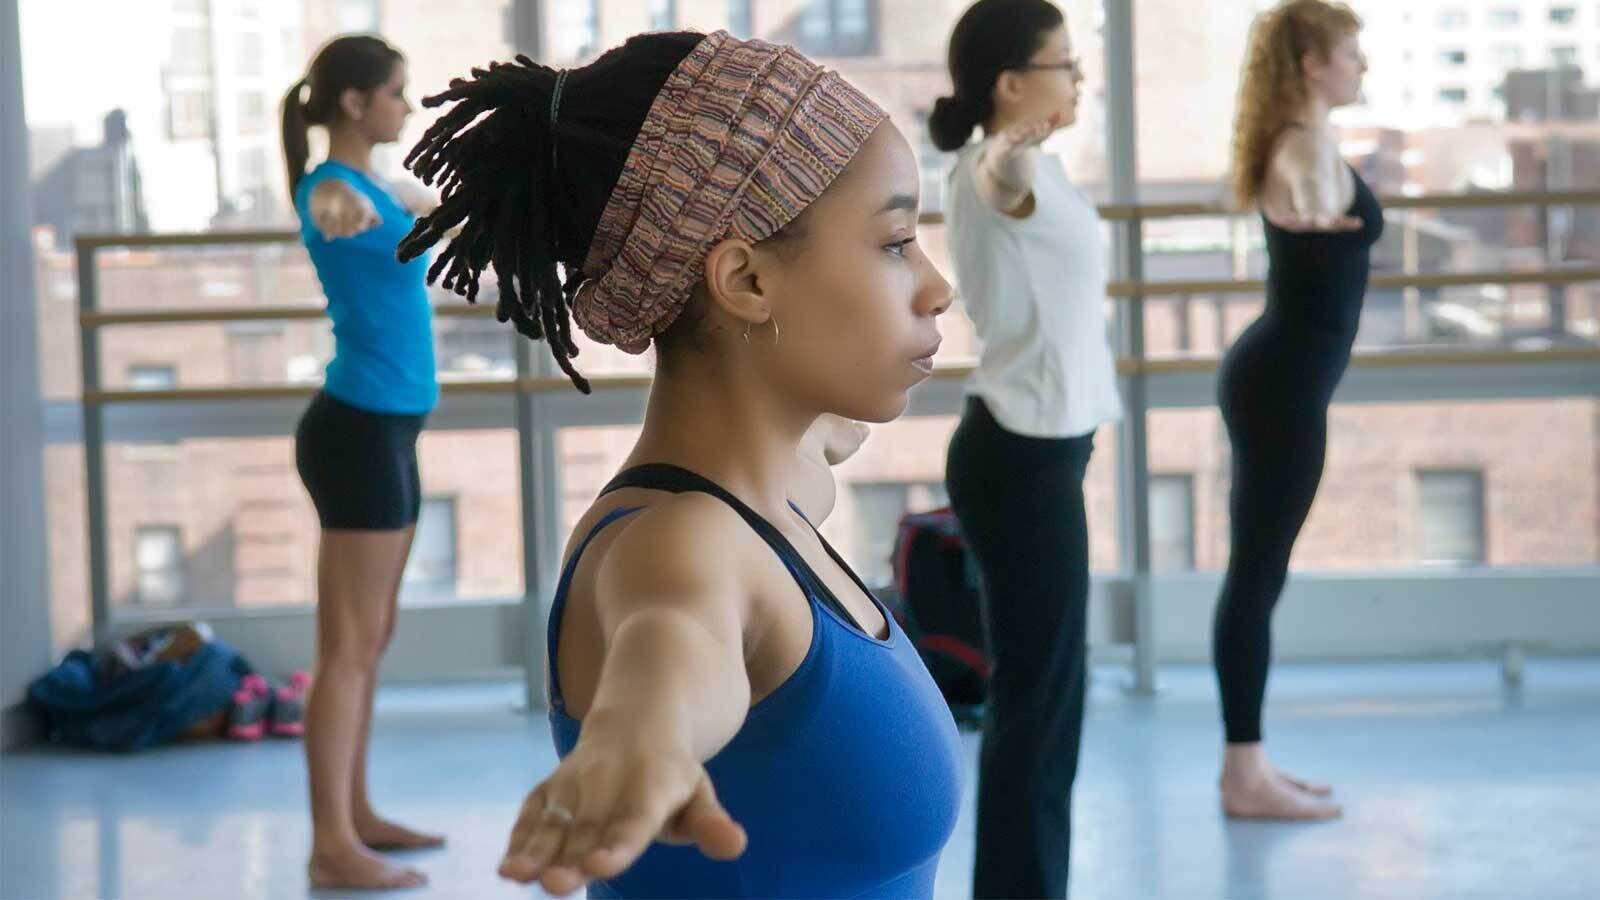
[
  {"xmin": 700, "ymin": 237, "xmax": 775, "ymax": 330},
  {"xmin": 339, "ymin": 87, "xmax": 367, "ymax": 122},
  {"xmin": 1300, "ymin": 50, "xmax": 1326, "ymax": 86},
  {"xmin": 992, "ymin": 68, "xmax": 1025, "ymax": 110}
]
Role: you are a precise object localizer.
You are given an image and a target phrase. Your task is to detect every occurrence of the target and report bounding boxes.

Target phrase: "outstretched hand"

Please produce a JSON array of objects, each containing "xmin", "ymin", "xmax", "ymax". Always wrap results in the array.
[{"xmin": 499, "ymin": 741, "xmax": 747, "ymax": 896}]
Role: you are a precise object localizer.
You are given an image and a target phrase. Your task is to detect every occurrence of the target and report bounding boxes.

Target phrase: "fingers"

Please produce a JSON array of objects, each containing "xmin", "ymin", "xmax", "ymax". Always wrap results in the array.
[
  {"xmin": 1269, "ymin": 210, "xmax": 1364, "ymax": 233},
  {"xmin": 498, "ymin": 755, "xmax": 746, "ymax": 895},
  {"xmin": 499, "ymin": 782, "xmax": 577, "ymax": 884},
  {"xmin": 1003, "ymin": 113, "xmax": 1063, "ymax": 148},
  {"xmin": 668, "ymin": 775, "xmax": 748, "ymax": 862}
]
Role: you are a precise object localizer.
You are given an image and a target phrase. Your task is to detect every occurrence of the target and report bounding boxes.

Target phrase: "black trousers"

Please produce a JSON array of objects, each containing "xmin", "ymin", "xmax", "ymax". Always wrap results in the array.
[{"xmin": 946, "ymin": 397, "xmax": 1095, "ymax": 900}]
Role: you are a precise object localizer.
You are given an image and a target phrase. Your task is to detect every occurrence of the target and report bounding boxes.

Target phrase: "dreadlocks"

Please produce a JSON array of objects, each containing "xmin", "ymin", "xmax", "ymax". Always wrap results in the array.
[{"xmin": 394, "ymin": 32, "xmax": 705, "ymax": 393}]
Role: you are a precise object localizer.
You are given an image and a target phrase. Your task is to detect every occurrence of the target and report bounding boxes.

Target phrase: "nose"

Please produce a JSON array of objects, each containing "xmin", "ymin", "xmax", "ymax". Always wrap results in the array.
[{"xmin": 920, "ymin": 258, "xmax": 955, "ymax": 318}]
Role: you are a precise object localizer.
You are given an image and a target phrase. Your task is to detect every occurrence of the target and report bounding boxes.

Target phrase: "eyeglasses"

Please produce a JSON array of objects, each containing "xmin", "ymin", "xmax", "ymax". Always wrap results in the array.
[{"xmin": 1015, "ymin": 57, "xmax": 1083, "ymax": 77}]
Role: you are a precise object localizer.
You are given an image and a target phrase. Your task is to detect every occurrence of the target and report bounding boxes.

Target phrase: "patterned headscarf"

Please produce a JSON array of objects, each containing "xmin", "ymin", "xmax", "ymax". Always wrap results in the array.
[{"xmin": 572, "ymin": 31, "xmax": 887, "ymax": 353}]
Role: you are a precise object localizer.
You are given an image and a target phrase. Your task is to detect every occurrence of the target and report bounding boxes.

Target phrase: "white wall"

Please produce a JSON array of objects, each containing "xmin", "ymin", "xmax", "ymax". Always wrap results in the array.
[{"xmin": 2, "ymin": 0, "xmax": 55, "ymax": 749}]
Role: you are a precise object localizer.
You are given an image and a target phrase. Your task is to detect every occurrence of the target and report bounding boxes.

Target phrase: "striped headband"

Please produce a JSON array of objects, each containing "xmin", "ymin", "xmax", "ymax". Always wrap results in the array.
[{"xmin": 572, "ymin": 31, "xmax": 887, "ymax": 354}]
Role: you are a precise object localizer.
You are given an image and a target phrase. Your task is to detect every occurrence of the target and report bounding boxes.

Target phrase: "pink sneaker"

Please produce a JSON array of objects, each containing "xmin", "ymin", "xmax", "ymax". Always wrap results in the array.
[
  {"xmin": 225, "ymin": 686, "xmax": 268, "ymax": 741},
  {"xmin": 269, "ymin": 670, "xmax": 309, "ymax": 737}
]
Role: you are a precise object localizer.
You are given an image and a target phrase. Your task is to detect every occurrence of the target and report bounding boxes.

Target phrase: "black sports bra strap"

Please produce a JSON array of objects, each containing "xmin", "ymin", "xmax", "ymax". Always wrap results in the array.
[{"xmin": 599, "ymin": 464, "xmax": 863, "ymax": 629}]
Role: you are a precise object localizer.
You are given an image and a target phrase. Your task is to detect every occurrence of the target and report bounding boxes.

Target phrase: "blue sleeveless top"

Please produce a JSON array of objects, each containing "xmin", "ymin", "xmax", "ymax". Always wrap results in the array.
[
  {"xmin": 547, "ymin": 465, "xmax": 964, "ymax": 899},
  {"xmin": 294, "ymin": 160, "xmax": 438, "ymax": 415}
]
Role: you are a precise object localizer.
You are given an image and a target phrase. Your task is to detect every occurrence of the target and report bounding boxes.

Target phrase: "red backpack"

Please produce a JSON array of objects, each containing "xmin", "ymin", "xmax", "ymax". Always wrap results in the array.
[{"xmin": 888, "ymin": 507, "xmax": 990, "ymax": 722}]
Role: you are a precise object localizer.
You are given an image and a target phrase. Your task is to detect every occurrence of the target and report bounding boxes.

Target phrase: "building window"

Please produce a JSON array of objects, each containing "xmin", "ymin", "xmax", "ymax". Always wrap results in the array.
[
  {"xmin": 238, "ymin": 92, "xmax": 267, "ymax": 134},
  {"xmin": 128, "ymin": 365, "xmax": 176, "ymax": 390},
  {"xmin": 238, "ymin": 32, "xmax": 264, "ymax": 78},
  {"xmin": 402, "ymin": 497, "xmax": 458, "ymax": 593},
  {"xmin": 850, "ymin": 481, "xmax": 948, "ymax": 588},
  {"xmin": 169, "ymin": 26, "xmax": 210, "ymax": 75},
  {"xmin": 549, "ymin": 0, "xmax": 600, "ymax": 61},
  {"xmin": 135, "ymin": 526, "xmax": 186, "ymax": 606},
  {"xmin": 1438, "ymin": 86, "xmax": 1469, "ymax": 104},
  {"xmin": 910, "ymin": 110, "xmax": 948, "ymax": 212},
  {"xmin": 650, "ymin": 0, "xmax": 676, "ymax": 31},
  {"xmin": 1417, "ymin": 470, "xmax": 1486, "ymax": 565},
  {"xmin": 796, "ymin": 0, "xmax": 877, "ymax": 57},
  {"xmin": 1436, "ymin": 8, "xmax": 1468, "ymax": 28},
  {"xmin": 336, "ymin": 0, "xmax": 379, "ymax": 32},
  {"xmin": 167, "ymin": 90, "xmax": 212, "ymax": 141},
  {"xmin": 727, "ymin": 0, "xmax": 752, "ymax": 37},
  {"xmin": 1489, "ymin": 7, "xmax": 1521, "ymax": 26},
  {"xmin": 240, "ymin": 146, "xmax": 270, "ymax": 191},
  {"xmin": 1549, "ymin": 6, "xmax": 1577, "ymax": 25},
  {"xmin": 1551, "ymin": 45, "xmax": 1579, "ymax": 66},
  {"xmin": 1438, "ymin": 48, "xmax": 1468, "ymax": 66},
  {"xmin": 1494, "ymin": 44, "xmax": 1525, "ymax": 69},
  {"xmin": 1149, "ymin": 474, "xmax": 1196, "ymax": 572}
]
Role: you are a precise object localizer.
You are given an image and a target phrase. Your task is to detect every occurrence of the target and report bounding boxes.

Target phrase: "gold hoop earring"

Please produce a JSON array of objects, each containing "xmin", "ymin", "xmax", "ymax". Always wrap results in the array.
[{"xmin": 769, "ymin": 314, "xmax": 780, "ymax": 346}]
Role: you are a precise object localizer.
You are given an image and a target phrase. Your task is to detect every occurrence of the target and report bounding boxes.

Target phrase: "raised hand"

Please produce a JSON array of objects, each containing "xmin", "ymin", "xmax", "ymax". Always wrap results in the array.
[{"xmin": 310, "ymin": 179, "xmax": 382, "ymax": 240}]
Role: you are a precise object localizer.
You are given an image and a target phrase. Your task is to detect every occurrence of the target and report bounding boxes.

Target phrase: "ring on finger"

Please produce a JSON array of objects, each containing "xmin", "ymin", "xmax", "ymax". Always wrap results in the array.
[{"xmin": 541, "ymin": 804, "xmax": 576, "ymax": 828}]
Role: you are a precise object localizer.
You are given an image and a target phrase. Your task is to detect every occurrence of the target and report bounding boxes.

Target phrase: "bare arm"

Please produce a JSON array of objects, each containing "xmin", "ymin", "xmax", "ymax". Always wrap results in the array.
[
  {"xmin": 499, "ymin": 500, "xmax": 752, "ymax": 894},
  {"xmin": 1259, "ymin": 129, "xmax": 1360, "ymax": 232},
  {"xmin": 971, "ymin": 114, "xmax": 1062, "ymax": 217}
]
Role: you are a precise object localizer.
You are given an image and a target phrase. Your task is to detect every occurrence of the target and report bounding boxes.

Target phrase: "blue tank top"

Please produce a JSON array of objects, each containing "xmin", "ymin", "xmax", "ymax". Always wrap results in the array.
[
  {"xmin": 294, "ymin": 160, "xmax": 438, "ymax": 415},
  {"xmin": 548, "ymin": 465, "xmax": 965, "ymax": 899}
]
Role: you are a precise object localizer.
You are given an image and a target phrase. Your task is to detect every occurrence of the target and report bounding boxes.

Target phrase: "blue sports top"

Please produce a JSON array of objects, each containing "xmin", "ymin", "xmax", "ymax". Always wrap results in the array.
[
  {"xmin": 294, "ymin": 160, "xmax": 437, "ymax": 415},
  {"xmin": 548, "ymin": 464, "xmax": 964, "ymax": 898}
]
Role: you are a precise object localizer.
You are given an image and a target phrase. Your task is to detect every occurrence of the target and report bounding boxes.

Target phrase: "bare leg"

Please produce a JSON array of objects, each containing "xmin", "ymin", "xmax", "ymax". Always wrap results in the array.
[
  {"xmin": 304, "ymin": 528, "xmax": 428, "ymax": 889},
  {"xmin": 1220, "ymin": 743, "xmax": 1340, "ymax": 821},
  {"xmin": 349, "ymin": 527, "xmax": 445, "ymax": 851}
]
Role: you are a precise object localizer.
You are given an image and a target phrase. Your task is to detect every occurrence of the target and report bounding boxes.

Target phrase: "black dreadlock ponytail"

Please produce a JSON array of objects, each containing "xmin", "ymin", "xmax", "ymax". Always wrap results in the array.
[{"xmin": 396, "ymin": 31, "xmax": 706, "ymax": 393}]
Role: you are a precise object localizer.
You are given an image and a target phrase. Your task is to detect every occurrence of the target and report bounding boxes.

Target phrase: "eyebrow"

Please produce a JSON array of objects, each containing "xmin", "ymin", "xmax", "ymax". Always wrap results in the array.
[{"xmin": 876, "ymin": 193, "xmax": 918, "ymax": 215}]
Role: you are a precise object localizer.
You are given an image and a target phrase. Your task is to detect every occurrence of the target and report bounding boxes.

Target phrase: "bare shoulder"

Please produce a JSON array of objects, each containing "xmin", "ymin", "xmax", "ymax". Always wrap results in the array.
[
  {"xmin": 1265, "ymin": 127, "xmax": 1319, "ymax": 181},
  {"xmin": 587, "ymin": 493, "xmax": 760, "ymax": 633}
]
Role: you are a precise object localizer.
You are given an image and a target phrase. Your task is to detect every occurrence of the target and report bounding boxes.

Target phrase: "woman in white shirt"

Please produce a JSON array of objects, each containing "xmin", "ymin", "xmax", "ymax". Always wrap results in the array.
[{"xmin": 929, "ymin": 2, "xmax": 1121, "ymax": 897}]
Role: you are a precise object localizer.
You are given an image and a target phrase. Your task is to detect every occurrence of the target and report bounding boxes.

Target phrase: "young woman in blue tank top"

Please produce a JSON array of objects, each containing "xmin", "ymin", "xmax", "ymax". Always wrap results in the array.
[
  {"xmin": 1212, "ymin": 0, "xmax": 1379, "ymax": 822},
  {"xmin": 280, "ymin": 35, "xmax": 443, "ymax": 891},
  {"xmin": 395, "ymin": 30, "xmax": 963, "ymax": 898}
]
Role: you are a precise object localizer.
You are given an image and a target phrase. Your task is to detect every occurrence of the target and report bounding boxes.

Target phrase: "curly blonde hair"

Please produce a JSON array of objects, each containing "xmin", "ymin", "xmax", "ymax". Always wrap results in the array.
[{"xmin": 1230, "ymin": 0, "xmax": 1362, "ymax": 209}]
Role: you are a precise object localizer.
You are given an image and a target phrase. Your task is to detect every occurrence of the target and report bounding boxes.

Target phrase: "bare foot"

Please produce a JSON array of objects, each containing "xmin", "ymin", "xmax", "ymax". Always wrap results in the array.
[
  {"xmin": 1221, "ymin": 772, "xmax": 1341, "ymax": 821},
  {"xmin": 356, "ymin": 815, "xmax": 447, "ymax": 851},
  {"xmin": 1274, "ymin": 768, "xmax": 1333, "ymax": 797},
  {"xmin": 308, "ymin": 845, "xmax": 428, "ymax": 890},
  {"xmin": 1220, "ymin": 743, "xmax": 1340, "ymax": 821}
]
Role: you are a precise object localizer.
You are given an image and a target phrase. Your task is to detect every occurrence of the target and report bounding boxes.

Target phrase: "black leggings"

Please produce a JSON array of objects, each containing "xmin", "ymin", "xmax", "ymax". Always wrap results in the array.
[
  {"xmin": 1213, "ymin": 321, "xmax": 1349, "ymax": 744},
  {"xmin": 946, "ymin": 397, "xmax": 1094, "ymax": 900}
]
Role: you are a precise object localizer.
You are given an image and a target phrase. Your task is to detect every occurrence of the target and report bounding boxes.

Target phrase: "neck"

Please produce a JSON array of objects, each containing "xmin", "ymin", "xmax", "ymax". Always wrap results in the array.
[
  {"xmin": 985, "ymin": 109, "xmax": 1028, "ymax": 139},
  {"xmin": 326, "ymin": 127, "xmax": 375, "ymax": 173},
  {"xmin": 625, "ymin": 352, "xmax": 814, "ymax": 517},
  {"xmin": 1296, "ymin": 95, "xmax": 1334, "ymax": 133}
]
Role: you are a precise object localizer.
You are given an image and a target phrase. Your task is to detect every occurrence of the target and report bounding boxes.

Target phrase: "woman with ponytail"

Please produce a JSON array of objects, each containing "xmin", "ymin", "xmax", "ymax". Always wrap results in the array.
[
  {"xmin": 280, "ymin": 34, "xmax": 443, "ymax": 890},
  {"xmin": 930, "ymin": 2, "xmax": 1120, "ymax": 896},
  {"xmin": 1211, "ymin": 0, "xmax": 1377, "ymax": 821}
]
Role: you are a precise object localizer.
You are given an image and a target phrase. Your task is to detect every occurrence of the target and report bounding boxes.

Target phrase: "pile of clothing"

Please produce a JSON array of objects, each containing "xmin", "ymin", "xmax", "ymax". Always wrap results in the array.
[{"xmin": 27, "ymin": 623, "xmax": 309, "ymax": 752}]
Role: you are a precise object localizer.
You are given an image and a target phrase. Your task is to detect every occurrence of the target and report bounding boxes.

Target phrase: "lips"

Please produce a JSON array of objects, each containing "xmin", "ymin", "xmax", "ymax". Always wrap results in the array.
[{"xmin": 911, "ymin": 340, "xmax": 942, "ymax": 375}]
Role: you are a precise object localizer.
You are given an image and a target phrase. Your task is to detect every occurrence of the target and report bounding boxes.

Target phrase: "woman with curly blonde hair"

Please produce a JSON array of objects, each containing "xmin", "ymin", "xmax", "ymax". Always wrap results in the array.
[{"xmin": 1212, "ymin": 0, "xmax": 1382, "ymax": 821}]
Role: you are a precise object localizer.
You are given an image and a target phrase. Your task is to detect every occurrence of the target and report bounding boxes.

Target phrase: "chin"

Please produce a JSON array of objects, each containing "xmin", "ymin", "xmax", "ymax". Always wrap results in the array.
[{"xmin": 841, "ymin": 392, "xmax": 909, "ymax": 426}]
